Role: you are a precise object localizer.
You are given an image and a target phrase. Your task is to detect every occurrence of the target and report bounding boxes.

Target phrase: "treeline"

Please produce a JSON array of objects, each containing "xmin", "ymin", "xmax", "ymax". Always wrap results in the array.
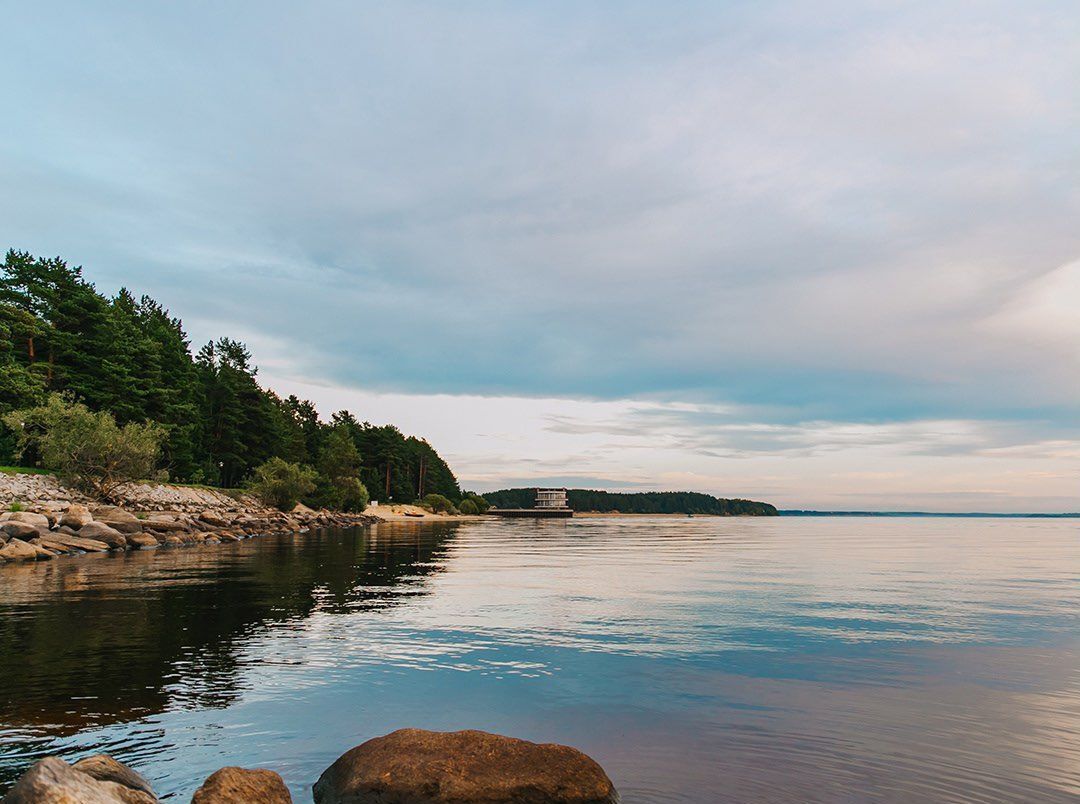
[
  {"xmin": 484, "ymin": 488, "xmax": 778, "ymax": 516},
  {"xmin": 0, "ymin": 250, "xmax": 461, "ymax": 502}
]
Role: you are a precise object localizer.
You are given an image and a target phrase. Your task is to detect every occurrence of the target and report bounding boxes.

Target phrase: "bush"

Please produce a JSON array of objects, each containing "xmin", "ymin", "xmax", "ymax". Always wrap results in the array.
[
  {"xmin": 249, "ymin": 457, "xmax": 317, "ymax": 511},
  {"xmin": 462, "ymin": 493, "xmax": 490, "ymax": 513},
  {"xmin": 421, "ymin": 493, "xmax": 456, "ymax": 513},
  {"xmin": 328, "ymin": 476, "xmax": 370, "ymax": 512},
  {"xmin": 458, "ymin": 498, "xmax": 478, "ymax": 515},
  {"xmin": 2, "ymin": 395, "xmax": 164, "ymax": 500}
]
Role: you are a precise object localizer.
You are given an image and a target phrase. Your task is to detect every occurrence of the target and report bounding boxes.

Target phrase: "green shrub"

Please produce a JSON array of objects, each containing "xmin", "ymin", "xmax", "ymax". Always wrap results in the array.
[
  {"xmin": 462, "ymin": 493, "xmax": 490, "ymax": 513},
  {"xmin": 249, "ymin": 457, "xmax": 317, "ymax": 511},
  {"xmin": 8, "ymin": 501, "xmax": 25, "ymax": 512},
  {"xmin": 328, "ymin": 476, "xmax": 370, "ymax": 512},
  {"xmin": 421, "ymin": 493, "xmax": 456, "ymax": 513},
  {"xmin": 458, "ymin": 498, "xmax": 478, "ymax": 515},
  {"xmin": 2, "ymin": 395, "xmax": 164, "ymax": 500}
]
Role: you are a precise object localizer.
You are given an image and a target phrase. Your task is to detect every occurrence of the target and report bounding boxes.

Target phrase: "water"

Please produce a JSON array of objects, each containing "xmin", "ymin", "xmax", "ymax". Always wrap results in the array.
[{"xmin": 1, "ymin": 517, "xmax": 1078, "ymax": 802}]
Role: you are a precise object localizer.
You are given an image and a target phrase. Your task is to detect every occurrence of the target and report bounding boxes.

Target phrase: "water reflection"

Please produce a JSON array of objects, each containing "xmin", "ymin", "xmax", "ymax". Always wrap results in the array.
[
  {"xmin": 0, "ymin": 522, "xmax": 457, "ymax": 787},
  {"xmin": 1, "ymin": 517, "xmax": 1078, "ymax": 802}
]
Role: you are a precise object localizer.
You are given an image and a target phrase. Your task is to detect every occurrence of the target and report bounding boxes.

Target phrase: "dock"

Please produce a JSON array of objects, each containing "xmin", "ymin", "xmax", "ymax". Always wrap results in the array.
[{"xmin": 489, "ymin": 508, "xmax": 573, "ymax": 518}]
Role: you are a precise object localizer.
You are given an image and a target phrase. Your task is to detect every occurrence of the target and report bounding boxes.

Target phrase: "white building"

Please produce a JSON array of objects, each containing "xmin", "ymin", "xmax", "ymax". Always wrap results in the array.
[{"xmin": 535, "ymin": 488, "xmax": 570, "ymax": 510}]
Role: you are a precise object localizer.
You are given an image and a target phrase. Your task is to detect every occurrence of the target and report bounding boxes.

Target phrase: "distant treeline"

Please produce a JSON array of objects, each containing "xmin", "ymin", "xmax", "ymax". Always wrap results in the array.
[
  {"xmin": 0, "ymin": 250, "xmax": 461, "ymax": 501},
  {"xmin": 484, "ymin": 488, "xmax": 778, "ymax": 516}
]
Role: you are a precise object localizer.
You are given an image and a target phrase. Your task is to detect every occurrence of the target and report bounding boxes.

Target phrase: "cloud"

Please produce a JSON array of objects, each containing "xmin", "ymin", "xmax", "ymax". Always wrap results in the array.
[{"xmin": 3, "ymin": 2, "xmax": 1079, "ymax": 509}]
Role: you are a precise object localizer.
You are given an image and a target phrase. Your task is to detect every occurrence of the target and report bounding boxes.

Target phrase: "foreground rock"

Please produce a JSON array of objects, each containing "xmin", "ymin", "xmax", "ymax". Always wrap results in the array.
[
  {"xmin": 0, "ymin": 539, "xmax": 39, "ymax": 561},
  {"xmin": 79, "ymin": 522, "xmax": 129, "ymax": 549},
  {"xmin": 60, "ymin": 503, "xmax": 94, "ymax": 528},
  {"xmin": 0, "ymin": 511, "xmax": 51, "ymax": 529},
  {"xmin": 72, "ymin": 755, "xmax": 156, "ymax": 799},
  {"xmin": 313, "ymin": 729, "xmax": 617, "ymax": 804},
  {"xmin": 1, "ymin": 756, "xmax": 155, "ymax": 803},
  {"xmin": 191, "ymin": 767, "xmax": 292, "ymax": 803}
]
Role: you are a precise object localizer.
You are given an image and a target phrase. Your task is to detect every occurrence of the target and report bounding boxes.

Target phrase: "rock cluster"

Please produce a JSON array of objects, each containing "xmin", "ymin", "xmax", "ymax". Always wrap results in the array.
[
  {"xmin": 0, "ymin": 495, "xmax": 377, "ymax": 565},
  {"xmin": 2, "ymin": 731, "xmax": 616, "ymax": 803}
]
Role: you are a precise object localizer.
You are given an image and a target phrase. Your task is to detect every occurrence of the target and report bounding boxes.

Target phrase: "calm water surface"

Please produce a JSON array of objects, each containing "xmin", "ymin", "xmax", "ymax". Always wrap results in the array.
[{"xmin": 1, "ymin": 517, "xmax": 1078, "ymax": 802}]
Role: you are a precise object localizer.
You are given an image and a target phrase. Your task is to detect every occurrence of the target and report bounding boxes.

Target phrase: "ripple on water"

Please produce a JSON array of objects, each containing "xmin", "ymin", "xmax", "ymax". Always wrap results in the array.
[{"xmin": 1, "ymin": 516, "xmax": 1079, "ymax": 801}]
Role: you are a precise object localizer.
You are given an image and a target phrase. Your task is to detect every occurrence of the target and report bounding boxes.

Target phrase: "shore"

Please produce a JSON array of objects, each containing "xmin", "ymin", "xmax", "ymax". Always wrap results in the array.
[
  {"xmin": 366, "ymin": 502, "xmax": 485, "ymax": 522},
  {"xmin": 0, "ymin": 471, "xmax": 379, "ymax": 565}
]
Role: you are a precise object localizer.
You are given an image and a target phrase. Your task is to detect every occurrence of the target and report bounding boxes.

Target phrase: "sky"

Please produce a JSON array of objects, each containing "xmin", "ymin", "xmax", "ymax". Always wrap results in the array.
[{"xmin": 3, "ymin": 1, "xmax": 1079, "ymax": 511}]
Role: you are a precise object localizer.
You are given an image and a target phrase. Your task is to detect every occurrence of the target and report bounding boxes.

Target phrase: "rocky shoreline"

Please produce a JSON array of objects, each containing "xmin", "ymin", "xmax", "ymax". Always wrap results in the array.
[
  {"xmin": 0, "ymin": 472, "xmax": 379, "ymax": 564},
  {"xmin": 2, "ymin": 729, "xmax": 618, "ymax": 803}
]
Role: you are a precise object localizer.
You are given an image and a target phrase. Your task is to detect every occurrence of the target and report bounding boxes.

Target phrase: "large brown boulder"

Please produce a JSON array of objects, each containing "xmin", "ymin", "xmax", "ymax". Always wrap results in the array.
[
  {"xmin": 1, "ymin": 511, "xmax": 51, "ymax": 529},
  {"xmin": 40, "ymin": 534, "xmax": 110, "ymax": 553},
  {"xmin": 125, "ymin": 533, "xmax": 160, "ymax": 549},
  {"xmin": 199, "ymin": 510, "xmax": 232, "ymax": 527},
  {"xmin": 60, "ymin": 504, "xmax": 94, "ymax": 529},
  {"xmin": 141, "ymin": 518, "xmax": 191, "ymax": 533},
  {"xmin": 1, "ymin": 521, "xmax": 44, "ymax": 541},
  {"xmin": 78, "ymin": 522, "xmax": 128, "ymax": 549},
  {"xmin": 92, "ymin": 506, "xmax": 140, "ymax": 524},
  {"xmin": 0, "ymin": 539, "xmax": 40, "ymax": 561},
  {"xmin": 72, "ymin": 755, "xmax": 155, "ymax": 799},
  {"xmin": 92, "ymin": 507, "xmax": 144, "ymax": 533},
  {"xmin": 190, "ymin": 767, "xmax": 292, "ymax": 803},
  {"xmin": 1, "ymin": 756, "xmax": 156, "ymax": 803},
  {"xmin": 312, "ymin": 729, "xmax": 617, "ymax": 804}
]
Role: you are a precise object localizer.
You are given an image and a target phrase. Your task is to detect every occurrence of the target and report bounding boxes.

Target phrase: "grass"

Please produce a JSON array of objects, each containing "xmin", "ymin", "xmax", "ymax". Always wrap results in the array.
[
  {"xmin": 0, "ymin": 466, "xmax": 54, "ymax": 476},
  {"xmin": 8, "ymin": 501, "xmax": 25, "ymax": 512}
]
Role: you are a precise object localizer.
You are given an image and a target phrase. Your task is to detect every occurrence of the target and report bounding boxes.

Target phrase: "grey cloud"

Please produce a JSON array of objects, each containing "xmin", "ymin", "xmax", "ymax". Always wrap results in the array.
[{"xmin": 2, "ymin": 1, "xmax": 1079, "ymax": 429}]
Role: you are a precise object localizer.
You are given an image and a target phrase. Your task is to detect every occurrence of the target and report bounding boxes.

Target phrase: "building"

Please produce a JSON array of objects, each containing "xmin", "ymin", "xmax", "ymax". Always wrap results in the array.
[{"xmin": 535, "ymin": 488, "xmax": 570, "ymax": 510}]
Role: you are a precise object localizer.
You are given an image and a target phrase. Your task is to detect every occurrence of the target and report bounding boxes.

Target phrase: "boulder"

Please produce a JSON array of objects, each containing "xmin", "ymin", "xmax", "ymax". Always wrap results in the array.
[
  {"xmin": 91, "ymin": 506, "xmax": 140, "ymax": 524},
  {"xmin": 1, "ymin": 511, "xmax": 51, "ymax": 529},
  {"xmin": 41, "ymin": 534, "xmax": 110, "ymax": 553},
  {"xmin": 78, "ymin": 522, "xmax": 129, "ymax": 549},
  {"xmin": 72, "ymin": 755, "xmax": 155, "ymax": 799},
  {"xmin": 141, "ymin": 518, "xmax": 190, "ymax": 533},
  {"xmin": 26, "ymin": 540, "xmax": 57, "ymax": 559},
  {"xmin": 60, "ymin": 504, "xmax": 94, "ymax": 529},
  {"xmin": 199, "ymin": 510, "xmax": 232, "ymax": 527},
  {"xmin": 312, "ymin": 729, "xmax": 617, "ymax": 804},
  {"xmin": 0, "ymin": 756, "xmax": 157, "ymax": 803},
  {"xmin": 125, "ymin": 533, "xmax": 160, "ymax": 549},
  {"xmin": 108, "ymin": 520, "xmax": 145, "ymax": 535},
  {"xmin": 0, "ymin": 539, "xmax": 41, "ymax": 562},
  {"xmin": 191, "ymin": 767, "xmax": 291, "ymax": 804},
  {"xmin": 37, "ymin": 539, "xmax": 76, "ymax": 555},
  {"xmin": 1, "ymin": 521, "xmax": 44, "ymax": 540}
]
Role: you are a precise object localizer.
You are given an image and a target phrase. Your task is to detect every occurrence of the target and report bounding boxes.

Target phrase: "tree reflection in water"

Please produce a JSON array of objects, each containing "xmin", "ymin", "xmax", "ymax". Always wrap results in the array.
[{"xmin": 0, "ymin": 523, "xmax": 457, "ymax": 788}]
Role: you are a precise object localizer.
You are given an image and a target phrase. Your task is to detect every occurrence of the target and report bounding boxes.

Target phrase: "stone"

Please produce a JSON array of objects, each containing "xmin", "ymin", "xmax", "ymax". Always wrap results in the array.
[
  {"xmin": 1, "ymin": 521, "xmax": 43, "ymax": 540},
  {"xmin": 91, "ymin": 506, "xmax": 140, "ymax": 524},
  {"xmin": 199, "ymin": 510, "xmax": 231, "ymax": 527},
  {"xmin": 60, "ymin": 504, "xmax": 94, "ymax": 529},
  {"xmin": 26, "ymin": 540, "xmax": 57, "ymax": 559},
  {"xmin": 125, "ymin": 533, "xmax": 160, "ymax": 549},
  {"xmin": 0, "ymin": 756, "xmax": 156, "ymax": 803},
  {"xmin": 0, "ymin": 539, "xmax": 40, "ymax": 561},
  {"xmin": 72, "ymin": 755, "xmax": 155, "ymax": 799},
  {"xmin": 312, "ymin": 729, "xmax": 617, "ymax": 804},
  {"xmin": 1, "ymin": 511, "xmax": 51, "ymax": 529},
  {"xmin": 108, "ymin": 520, "xmax": 145, "ymax": 534},
  {"xmin": 78, "ymin": 522, "xmax": 129, "ymax": 549},
  {"xmin": 37, "ymin": 539, "xmax": 76, "ymax": 554},
  {"xmin": 190, "ymin": 767, "xmax": 292, "ymax": 804},
  {"xmin": 41, "ymin": 534, "xmax": 110, "ymax": 552},
  {"xmin": 140, "ymin": 518, "xmax": 190, "ymax": 533}
]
